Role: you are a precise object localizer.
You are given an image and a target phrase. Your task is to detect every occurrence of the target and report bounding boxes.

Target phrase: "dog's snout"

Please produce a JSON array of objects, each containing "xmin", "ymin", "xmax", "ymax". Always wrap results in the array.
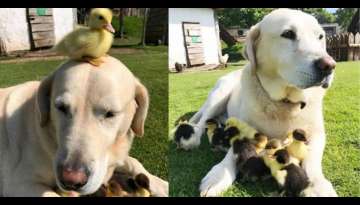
[
  {"xmin": 59, "ymin": 163, "xmax": 90, "ymax": 191},
  {"xmin": 314, "ymin": 56, "xmax": 336, "ymax": 75}
]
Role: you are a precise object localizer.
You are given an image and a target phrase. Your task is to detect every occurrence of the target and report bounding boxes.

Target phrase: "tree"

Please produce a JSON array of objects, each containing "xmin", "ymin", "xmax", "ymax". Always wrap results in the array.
[
  {"xmin": 295, "ymin": 8, "xmax": 336, "ymax": 24},
  {"xmin": 335, "ymin": 8, "xmax": 357, "ymax": 30},
  {"xmin": 217, "ymin": 8, "xmax": 274, "ymax": 28},
  {"xmin": 217, "ymin": 8, "xmax": 336, "ymax": 28}
]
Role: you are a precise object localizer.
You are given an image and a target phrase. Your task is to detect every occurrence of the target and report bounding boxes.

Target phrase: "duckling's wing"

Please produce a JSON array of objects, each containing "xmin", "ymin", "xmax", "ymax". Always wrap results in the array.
[{"xmin": 55, "ymin": 28, "xmax": 93, "ymax": 58}]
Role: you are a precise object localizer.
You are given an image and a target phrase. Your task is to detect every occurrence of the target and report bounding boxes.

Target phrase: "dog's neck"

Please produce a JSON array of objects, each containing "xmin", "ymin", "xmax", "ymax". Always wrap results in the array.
[{"xmin": 254, "ymin": 67, "xmax": 307, "ymax": 109}]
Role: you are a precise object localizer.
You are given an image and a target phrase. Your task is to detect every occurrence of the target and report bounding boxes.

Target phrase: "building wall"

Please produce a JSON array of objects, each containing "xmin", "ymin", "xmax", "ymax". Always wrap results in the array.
[
  {"xmin": 53, "ymin": 8, "xmax": 77, "ymax": 43},
  {"xmin": 0, "ymin": 8, "xmax": 76, "ymax": 52},
  {"xmin": 0, "ymin": 8, "xmax": 31, "ymax": 52},
  {"xmin": 168, "ymin": 8, "xmax": 221, "ymax": 69}
]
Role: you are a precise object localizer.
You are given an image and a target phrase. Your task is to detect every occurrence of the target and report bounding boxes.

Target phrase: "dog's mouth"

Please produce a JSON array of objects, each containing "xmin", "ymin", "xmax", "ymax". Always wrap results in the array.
[{"xmin": 293, "ymin": 70, "xmax": 332, "ymax": 89}]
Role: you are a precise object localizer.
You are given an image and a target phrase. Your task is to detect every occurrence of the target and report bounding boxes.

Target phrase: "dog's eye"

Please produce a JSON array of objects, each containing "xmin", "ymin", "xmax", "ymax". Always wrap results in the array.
[
  {"xmin": 104, "ymin": 111, "xmax": 115, "ymax": 118},
  {"xmin": 281, "ymin": 30, "xmax": 296, "ymax": 40},
  {"xmin": 319, "ymin": 34, "xmax": 324, "ymax": 40},
  {"xmin": 56, "ymin": 104, "xmax": 69, "ymax": 115}
]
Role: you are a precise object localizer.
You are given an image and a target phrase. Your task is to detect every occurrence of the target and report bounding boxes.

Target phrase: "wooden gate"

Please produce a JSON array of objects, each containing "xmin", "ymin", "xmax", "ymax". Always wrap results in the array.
[
  {"xmin": 27, "ymin": 8, "xmax": 55, "ymax": 49},
  {"xmin": 182, "ymin": 22, "xmax": 204, "ymax": 66}
]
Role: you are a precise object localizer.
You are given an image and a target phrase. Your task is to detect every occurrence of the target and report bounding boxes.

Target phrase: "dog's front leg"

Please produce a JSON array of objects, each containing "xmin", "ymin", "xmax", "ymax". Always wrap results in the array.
[
  {"xmin": 199, "ymin": 147, "xmax": 238, "ymax": 197},
  {"xmin": 117, "ymin": 156, "xmax": 168, "ymax": 197},
  {"xmin": 301, "ymin": 132, "xmax": 337, "ymax": 197}
]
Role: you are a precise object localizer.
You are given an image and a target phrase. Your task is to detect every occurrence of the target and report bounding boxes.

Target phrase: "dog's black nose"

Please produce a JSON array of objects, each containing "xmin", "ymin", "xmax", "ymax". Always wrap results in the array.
[
  {"xmin": 59, "ymin": 163, "xmax": 90, "ymax": 191},
  {"xmin": 314, "ymin": 56, "xmax": 336, "ymax": 76}
]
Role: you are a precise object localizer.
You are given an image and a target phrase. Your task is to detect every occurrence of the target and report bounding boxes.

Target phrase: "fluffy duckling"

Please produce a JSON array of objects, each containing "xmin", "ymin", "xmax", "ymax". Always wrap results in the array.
[
  {"xmin": 237, "ymin": 134, "xmax": 270, "ymax": 181},
  {"xmin": 268, "ymin": 149, "xmax": 291, "ymax": 187},
  {"xmin": 286, "ymin": 129, "xmax": 309, "ymax": 162},
  {"xmin": 252, "ymin": 133, "xmax": 268, "ymax": 154},
  {"xmin": 271, "ymin": 149, "xmax": 310, "ymax": 197},
  {"xmin": 225, "ymin": 117, "xmax": 259, "ymax": 143},
  {"xmin": 280, "ymin": 164, "xmax": 310, "ymax": 197},
  {"xmin": 54, "ymin": 8, "xmax": 115, "ymax": 66},
  {"xmin": 87, "ymin": 173, "xmax": 151, "ymax": 197},
  {"xmin": 205, "ymin": 119, "xmax": 227, "ymax": 152},
  {"xmin": 241, "ymin": 156, "xmax": 271, "ymax": 182},
  {"xmin": 173, "ymin": 120, "xmax": 196, "ymax": 150},
  {"xmin": 262, "ymin": 139, "xmax": 282, "ymax": 168},
  {"xmin": 233, "ymin": 137, "xmax": 270, "ymax": 182},
  {"xmin": 233, "ymin": 138, "xmax": 257, "ymax": 169}
]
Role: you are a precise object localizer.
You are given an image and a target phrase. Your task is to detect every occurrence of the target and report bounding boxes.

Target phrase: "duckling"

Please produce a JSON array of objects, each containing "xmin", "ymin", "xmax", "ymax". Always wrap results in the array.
[
  {"xmin": 54, "ymin": 8, "xmax": 115, "ymax": 66},
  {"xmin": 125, "ymin": 173, "xmax": 151, "ymax": 197},
  {"xmin": 268, "ymin": 149, "xmax": 302, "ymax": 188},
  {"xmin": 233, "ymin": 138, "xmax": 257, "ymax": 169},
  {"xmin": 173, "ymin": 120, "xmax": 195, "ymax": 150},
  {"xmin": 241, "ymin": 156, "xmax": 271, "ymax": 182},
  {"xmin": 237, "ymin": 134, "xmax": 270, "ymax": 181},
  {"xmin": 286, "ymin": 129, "xmax": 309, "ymax": 162},
  {"xmin": 268, "ymin": 149, "xmax": 290, "ymax": 187},
  {"xmin": 205, "ymin": 119, "xmax": 227, "ymax": 152},
  {"xmin": 262, "ymin": 139, "xmax": 282, "ymax": 168},
  {"xmin": 252, "ymin": 133, "xmax": 268, "ymax": 154},
  {"xmin": 87, "ymin": 172, "xmax": 151, "ymax": 197},
  {"xmin": 280, "ymin": 163, "xmax": 310, "ymax": 197},
  {"xmin": 225, "ymin": 117, "xmax": 259, "ymax": 143}
]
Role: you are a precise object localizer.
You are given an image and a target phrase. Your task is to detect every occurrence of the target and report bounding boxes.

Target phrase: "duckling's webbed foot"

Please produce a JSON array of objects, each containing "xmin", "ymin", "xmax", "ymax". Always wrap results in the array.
[{"xmin": 82, "ymin": 56, "xmax": 104, "ymax": 67}]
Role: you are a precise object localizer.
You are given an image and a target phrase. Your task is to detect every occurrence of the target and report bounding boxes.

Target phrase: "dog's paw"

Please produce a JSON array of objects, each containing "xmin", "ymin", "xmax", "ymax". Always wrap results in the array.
[
  {"xmin": 199, "ymin": 163, "xmax": 235, "ymax": 197},
  {"xmin": 149, "ymin": 176, "xmax": 169, "ymax": 197},
  {"xmin": 302, "ymin": 178, "xmax": 337, "ymax": 197},
  {"xmin": 174, "ymin": 123, "xmax": 201, "ymax": 150}
]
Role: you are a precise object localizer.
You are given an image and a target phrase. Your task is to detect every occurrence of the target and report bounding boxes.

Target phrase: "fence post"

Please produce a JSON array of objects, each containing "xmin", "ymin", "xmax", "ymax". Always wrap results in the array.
[
  {"xmin": 354, "ymin": 33, "xmax": 360, "ymax": 60},
  {"xmin": 347, "ymin": 33, "xmax": 354, "ymax": 61}
]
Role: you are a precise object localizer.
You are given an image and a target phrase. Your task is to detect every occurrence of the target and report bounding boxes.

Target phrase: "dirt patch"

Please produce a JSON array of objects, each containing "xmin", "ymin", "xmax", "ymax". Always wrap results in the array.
[{"xmin": 0, "ymin": 47, "xmax": 144, "ymax": 64}]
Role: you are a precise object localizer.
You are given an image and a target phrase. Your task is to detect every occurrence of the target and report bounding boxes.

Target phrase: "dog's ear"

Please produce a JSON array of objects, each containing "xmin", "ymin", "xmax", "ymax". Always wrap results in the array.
[
  {"xmin": 243, "ymin": 23, "xmax": 260, "ymax": 70},
  {"xmin": 131, "ymin": 79, "xmax": 149, "ymax": 137},
  {"xmin": 36, "ymin": 74, "xmax": 54, "ymax": 127}
]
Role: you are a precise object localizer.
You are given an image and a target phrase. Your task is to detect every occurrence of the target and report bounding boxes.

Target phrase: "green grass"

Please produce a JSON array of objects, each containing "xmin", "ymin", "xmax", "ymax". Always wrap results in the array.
[
  {"xmin": 112, "ymin": 16, "xmax": 144, "ymax": 47},
  {"xmin": 169, "ymin": 61, "xmax": 360, "ymax": 197},
  {"xmin": 0, "ymin": 46, "xmax": 168, "ymax": 180}
]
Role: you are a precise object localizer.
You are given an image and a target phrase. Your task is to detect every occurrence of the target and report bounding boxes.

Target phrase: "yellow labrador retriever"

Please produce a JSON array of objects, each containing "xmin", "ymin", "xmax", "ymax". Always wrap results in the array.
[
  {"xmin": 0, "ymin": 56, "xmax": 168, "ymax": 196},
  {"xmin": 174, "ymin": 9, "xmax": 337, "ymax": 196}
]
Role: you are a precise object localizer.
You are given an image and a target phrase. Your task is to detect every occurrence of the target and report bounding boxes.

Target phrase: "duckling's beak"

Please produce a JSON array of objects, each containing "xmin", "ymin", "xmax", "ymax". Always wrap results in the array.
[{"xmin": 104, "ymin": 23, "xmax": 115, "ymax": 33}]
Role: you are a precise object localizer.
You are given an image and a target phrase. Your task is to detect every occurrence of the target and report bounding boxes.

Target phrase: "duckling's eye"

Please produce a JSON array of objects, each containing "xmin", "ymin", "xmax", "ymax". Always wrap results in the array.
[
  {"xmin": 98, "ymin": 15, "xmax": 104, "ymax": 20},
  {"xmin": 319, "ymin": 34, "xmax": 324, "ymax": 40},
  {"xmin": 281, "ymin": 29, "xmax": 296, "ymax": 40}
]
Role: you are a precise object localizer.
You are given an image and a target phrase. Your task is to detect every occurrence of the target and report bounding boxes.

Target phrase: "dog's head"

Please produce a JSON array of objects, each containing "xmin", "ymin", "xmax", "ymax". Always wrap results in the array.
[
  {"xmin": 35, "ymin": 56, "xmax": 149, "ymax": 195},
  {"xmin": 243, "ymin": 8, "xmax": 336, "ymax": 90}
]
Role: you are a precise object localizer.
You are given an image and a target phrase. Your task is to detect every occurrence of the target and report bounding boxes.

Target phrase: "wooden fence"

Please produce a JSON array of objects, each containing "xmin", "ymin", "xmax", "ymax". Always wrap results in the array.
[{"xmin": 326, "ymin": 32, "xmax": 360, "ymax": 61}]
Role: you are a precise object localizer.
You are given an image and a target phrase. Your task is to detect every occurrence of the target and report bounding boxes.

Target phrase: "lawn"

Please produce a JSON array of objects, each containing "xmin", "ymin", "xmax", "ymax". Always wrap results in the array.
[
  {"xmin": 169, "ymin": 61, "xmax": 360, "ymax": 197},
  {"xmin": 0, "ymin": 46, "xmax": 168, "ymax": 180}
]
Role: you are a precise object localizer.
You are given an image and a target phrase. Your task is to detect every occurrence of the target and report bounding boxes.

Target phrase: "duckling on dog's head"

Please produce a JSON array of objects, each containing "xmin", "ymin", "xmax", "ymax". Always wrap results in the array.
[{"xmin": 88, "ymin": 8, "xmax": 115, "ymax": 33}]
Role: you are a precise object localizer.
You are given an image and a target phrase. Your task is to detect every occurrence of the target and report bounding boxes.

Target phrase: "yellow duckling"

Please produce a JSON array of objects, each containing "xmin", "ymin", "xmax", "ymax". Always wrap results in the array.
[
  {"xmin": 252, "ymin": 133, "xmax": 268, "ymax": 154},
  {"xmin": 286, "ymin": 129, "xmax": 309, "ymax": 162},
  {"xmin": 262, "ymin": 139, "xmax": 282, "ymax": 166},
  {"xmin": 54, "ymin": 8, "xmax": 115, "ymax": 66},
  {"xmin": 224, "ymin": 117, "xmax": 259, "ymax": 145}
]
